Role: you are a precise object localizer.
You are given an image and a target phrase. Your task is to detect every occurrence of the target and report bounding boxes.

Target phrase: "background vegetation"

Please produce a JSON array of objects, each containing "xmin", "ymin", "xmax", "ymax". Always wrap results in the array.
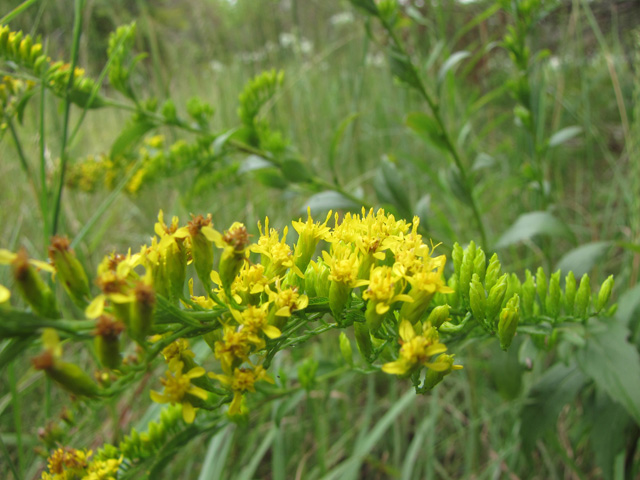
[{"xmin": 1, "ymin": 0, "xmax": 640, "ymax": 478}]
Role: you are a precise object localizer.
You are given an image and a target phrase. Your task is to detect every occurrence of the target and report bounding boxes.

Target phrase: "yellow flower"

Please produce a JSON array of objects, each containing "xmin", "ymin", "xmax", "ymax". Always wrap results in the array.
[
  {"xmin": 162, "ymin": 338, "xmax": 195, "ymax": 371},
  {"xmin": 0, "ymin": 284, "xmax": 10, "ymax": 303},
  {"xmin": 209, "ymin": 365, "xmax": 274, "ymax": 416},
  {"xmin": 322, "ymin": 243, "xmax": 367, "ymax": 288},
  {"xmin": 292, "ymin": 207, "xmax": 332, "ymax": 271},
  {"xmin": 150, "ymin": 362, "xmax": 208, "ymax": 423},
  {"xmin": 266, "ymin": 283, "xmax": 309, "ymax": 317},
  {"xmin": 362, "ymin": 266, "xmax": 411, "ymax": 315},
  {"xmin": 214, "ymin": 326, "xmax": 252, "ymax": 373},
  {"xmin": 382, "ymin": 320, "xmax": 448, "ymax": 376},
  {"xmin": 43, "ymin": 447, "xmax": 91, "ymax": 477},
  {"xmin": 230, "ymin": 263, "xmax": 274, "ymax": 305},
  {"xmin": 230, "ymin": 304, "xmax": 281, "ymax": 347},
  {"xmin": 251, "ymin": 217, "xmax": 303, "ymax": 279},
  {"xmin": 83, "ymin": 456, "xmax": 123, "ymax": 480}
]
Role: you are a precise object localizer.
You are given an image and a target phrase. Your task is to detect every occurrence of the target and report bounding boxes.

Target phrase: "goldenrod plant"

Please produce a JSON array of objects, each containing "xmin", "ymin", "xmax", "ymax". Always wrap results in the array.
[{"xmin": 2, "ymin": 0, "xmax": 640, "ymax": 478}]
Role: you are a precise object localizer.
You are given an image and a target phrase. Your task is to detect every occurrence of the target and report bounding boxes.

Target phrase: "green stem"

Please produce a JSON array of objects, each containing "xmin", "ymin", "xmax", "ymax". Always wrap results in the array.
[
  {"xmin": 0, "ymin": 0, "xmax": 39, "ymax": 24},
  {"xmin": 7, "ymin": 120, "xmax": 40, "ymax": 207},
  {"xmin": 51, "ymin": 0, "xmax": 86, "ymax": 236},
  {"xmin": 8, "ymin": 363, "xmax": 24, "ymax": 477},
  {"xmin": 381, "ymin": 19, "xmax": 487, "ymax": 248}
]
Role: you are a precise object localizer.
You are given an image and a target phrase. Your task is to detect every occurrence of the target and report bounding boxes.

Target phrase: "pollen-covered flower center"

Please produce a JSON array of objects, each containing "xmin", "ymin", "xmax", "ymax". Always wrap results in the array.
[{"xmin": 160, "ymin": 373, "xmax": 191, "ymax": 402}]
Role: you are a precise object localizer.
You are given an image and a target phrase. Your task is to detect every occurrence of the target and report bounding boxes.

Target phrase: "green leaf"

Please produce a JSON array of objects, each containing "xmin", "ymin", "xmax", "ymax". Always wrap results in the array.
[
  {"xmin": 405, "ymin": 112, "xmax": 448, "ymax": 152},
  {"xmin": 198, "ymin": 425, "xmax": 235, "ymax": 480},
  {"xmin": 585, "ymin": 391, "xmax": 631, "ymax": 480},
  {"xmin": 387, "ymin": 45, "xmax": 421, "ymax": 92},
  {"xmin": 212, "ymin": 128, "xmax": 239, "ymax": 156},
  {"xmin": 254, "ymin": 168, "xmax": 288, "ymax": 189},
  {"xmin": 548, "ymin": 126, "xmax": 582, "ymax": 148},
  {"xmin": 437, "ymin": 50, "xmax": 471, "ymax": 84},
  {"xmin": 281, "ymin": 158, "xmax": 313, "ymax": 183},
  {"xmin": 348, "ymin": 0, "xmax": 379, "ymax": 16},
  {"xmin": 520, "ymin": 362, "xmax": 588, "ymax": 452},
  {"xmin": 616, "ymin": 283, "xmax": 640, "ymax": 331},
  {"xmin": 238, "ymin": 154, "xmax": 272, "ymax": 173},
  {"xmin": 555, "ymin": 241, "xmax": 612, "ymax": 279},
  {"xmin": 110, "ymin": 119, "xmax": 155, "ymax": 157},
  {"xmin": 576, "ymin": 318, "xmax": 640, "ymax": 425},
  {"xmin": 495, "ymin": 211, "xmax": 574, "ymax": 248},
  {"xmin": 304, "ymin": 191, "xmax": 360, "ymax": 212},
  {"xmin": 374, "ymin": 157, "xmax": 411, "ymax": 215}
]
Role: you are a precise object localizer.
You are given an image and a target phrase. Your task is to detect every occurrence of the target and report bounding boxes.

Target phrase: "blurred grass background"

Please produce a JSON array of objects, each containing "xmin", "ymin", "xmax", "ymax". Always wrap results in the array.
[{"xmin": 1, "ymin": 0, "xmax": 639, "ymax": 478}]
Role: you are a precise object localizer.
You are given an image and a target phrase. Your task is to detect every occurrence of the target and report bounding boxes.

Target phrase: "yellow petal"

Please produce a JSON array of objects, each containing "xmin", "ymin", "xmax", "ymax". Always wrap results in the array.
[
  {"xmin": 182, "ymin": 402, "xmax": 196, "ymax": 423},
  {"xmin": 110, "ymin": 292, "xmax": 134, "ymax": 304},
  {"xmin": 262, "ymin": 324, "xmax": 281, "ymax": 339},
  {"xmin": 187, "ymin": 385, "xmax": 209, "ymax": 401},
  {"xmin": 85, "ymin": 295, "xmax": 106, "ymax": 319},
  {"xmin": 398, "ymin": 320, "xmax": 415, "ymax": 342},
  {"xmin": 173, "ymin": 227, "xmax": 190, "ymax": 239},
  {"xmin": 381, "ymin": 360, "xmax": 409, "ymax": 375},
  {"xmin": 150, "ymin": 390, "xmax": 167, "ymax": 403},
  {"xmin": 186, "ymin": 366, "xmax": 206, "ymax": 379},
  {"xmin": 201, "ymin": 226, "xmax": 220, "ymax": 242},
  {"xmin": 375, "ymin": 302, "xmax": 390, "ymax": 315},
  {"xmin": 0, "ymin": 285, "xmax": 10, "ymax": 303},
  {"xmin": 275, "ymin": 306, "xmax": 292, "ymax": 317},
  {"xmin": 30, "ymin": 259, "xmax": 55, "ymax": 273},
  {"xmin": 0, "ymin": 249, "xmax": 17, "ymax": 264},
  {"xmin": 425, "ymin": 343, "xmax": 447, "ymax": 356},
  {"xmin": 373, "ymin": 251, "xmax": 386, "ymax": 260},
  {"xmin": 424, "ymin": 361, "xmax": 452, "ymax": 372},
  {"xmin": 210, "ymin": 270, "xmax": 222, "ymax": 286}
]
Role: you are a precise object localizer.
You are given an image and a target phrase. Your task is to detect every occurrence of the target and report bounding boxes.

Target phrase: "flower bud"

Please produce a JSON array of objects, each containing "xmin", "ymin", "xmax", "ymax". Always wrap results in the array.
[
  {"xmin": 451, "ymin": 242, "xmax": 463, "ymax": 277},
  {"xmin": 48, "ymin": 236, "xmax": 91, "ymax": 307},
  {"xmin": 473, "ymin": 249, "xmax": 486, "ymax": 283},
  {"xmin": 354, "ymin": 322, "xmax": 373, "ymax": 362},
  {"xmin": 521, "ymin": 269, "xmax": 536, "ymax": 319},
  {"xmin": 498, "ymin": 294, "xmax": 519, "ymax": 351},
  {"xmin": 329, "ymin": 281, "xmax": 351, "ymax": 321},
  {"xmin": 485, "ymin": 273, "xmax": 508, "ymax": 323},
  {"xmin": 564, "ymin": 271, "xmax": 576, "ymax": 315},
  {"xmin": 12, "ymin": 248, "xmax": 59, "ymax": 318},
  {"xmin": 218, "ymin": 223, "xmax": 249, "ymax": 290},
  {"xmin": 32, "ymin": 351, "xmax": 100, "ymax": 397},
  {"xmin": 459, "ymin": 242, "xmax": 476, "ymax": 307},
  {"xmin": 130, "ymin": 282, "xmax": 155, "ymax": 341},
  {"xmin": 421, "ymin": 354, "xmax": 461, "ymax": 390},
  {"xmin": 536, "ymin": 267, "xmax": 547, "ymax": 313},
  {"xmin": 574, "ymin": 274, "xmax": 591, "ymax": 319},
  {"xmin": 364, "ymin": 300, "xmax": 385, "ymax": 332},
  {"xmin": 339, "ymin": 332, "xmax": 354, "ymax": 366},
  {"xmin": 469, "ymin": 273, "xmax": 486, "ymax": 324},
  {"xmin": 426, "ymin": 305, "xmax": 450, "ymax": 329},
  {"xmin": 307, "ymin": 259, "xmax": 331, "ymax": 298},
  {"xmin": 596, "ymin": 275, "xmax": 614, "ymax": 313},
  {"xmin": 188, "ymin": 215, "xmax": 216, "ymax": 292},
  {"xmin": 94, "ymin": 315, "xmax": 124, "ymax": 369},
  {"xmin": 545, "ymin": 270, "xmax": 561, "ymax": 319}
]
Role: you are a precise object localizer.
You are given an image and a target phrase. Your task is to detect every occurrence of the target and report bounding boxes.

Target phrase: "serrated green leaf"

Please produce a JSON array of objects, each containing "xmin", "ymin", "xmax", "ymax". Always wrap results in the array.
[
  {"xmin": 520, "ymin": 362, "xmax": 587, "ymax": 451},
  {"xmin": 548, "ymin": 126, "xmax": 582, "ymax": 147},
  {"xmin": 576, "ymin": 318, "xmax": 640, "ymax": 425},
  {"xmin": 495, "ymin": 211, "xmax": 574, "ymax": 248},
  {"xmin": 110, "ymin": 119, "xmax": 155, "ymax": 157},
  {"xmin": 405, "ymin": 111, "xmax": 448, "ymax": 152},
  {"xmin": 437, "ymin": 50, "xmax": 471, "ymax": 83},
  {"xmin": 304, "ymin": 191, "xmax": 360, "ymax": 212},
  {"xmin": 555, "ymin": 241, "xmax": 611, "ymax": 279}
]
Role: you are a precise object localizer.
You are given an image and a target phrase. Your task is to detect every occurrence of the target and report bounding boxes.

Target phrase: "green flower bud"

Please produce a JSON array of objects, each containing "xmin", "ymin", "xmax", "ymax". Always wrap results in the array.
[
  {"xmin": 452, "ymin": 243, "xmax": 464, "ymax": 277},
  {"xmin": 217, "ymin": 223, "xmax": 250, "ymax": 291},
  {"xmin": 188, "ymin": 215, "xmax": 216, "ymax": 292},
  {"xmin": 574, "ymin": 274, "xmax": 591, "ymax": 319},
  {"xmin": 484, "ymin": 253, "xmax": 501, "ymax": 292},
  {"xmin": 426, "ymin": 305, "xmax": 450, "ymax": 329},
  {"xmin": 459, "ymin": 242, "xmax": 476, "ymax": 307},
  {"xmin": 32, "ymin": 351, "xmax": 100, "ymax": 397},
  {"xmin": 545, "ymin": 270, "xmax": 561, "ymax": 320},
  {"xmin": 498, "ymin": 294, "xmax": 519, "ymax": 351},
  {"xmin": 486, "ymin": 273, "xmax": 508, "ymax": 324},
  {"xmin": 596, "ymin": 275, "xmax": 614, "ymax": 313},
  {"xmin": 329, "ymin": 281, "xmax": 351, "ymax": 321},
  {"xmin": 469, "ymin": 273, "xmax": 486, "ymax": 324},
  {"xmin": 48, "ymin": 236, "xmax": 91, "ymax": 307},
  {"xmin": 473, "ymin": 249, "xmax": 486, "ymax": 283},
  {"xmin": 339, "ymin": 332, "xmax": 354, "ymax": 366},
  {"xmin": 164, "ymin": 241, "xmax": 187, "ymax": 300},
  {"xmin": 447, "ymin": 274, "xmax": 460, "ymax": 309},
  {"xmin": 536, "ymin": 267, "xmax": 547, "ymax": 313},
  {"xmin": 354, "ymin": 322, "xmax": 373, "ymax": 362},
  {"xmin": 522, "ymin": 270, "xmax": 536, "ymax": 319},
  {"xmin": 505, "ymin": 273, "xmax": 522, "ymax": 311},
  {"xmin": 365, "ymin": 300, "xmax": 385, "ymax": 332},
  {"xmin": 314, "ymin": 260, "xmax": 331, "ymax": 298},
  {"xmin": 421, "ymin": 354, "xmax": 459, "ymax": 391},
  {"xmin": 130, "ymin": 282, "xmax": 155, "ymax": 341},
  {"xmin": 19, "ymin": 36, "xmax": 32, "ymax": 62},
  {"xmin": 94, "ymin": 315, "xmax": 124, "ymax": 369},
  {"xmin": 564, "ymin": 271, "xmax": 576, "ymax": 315},
  {"xmin": 11, "ymin": 248, "xmax": 60, "ymax": 319}
]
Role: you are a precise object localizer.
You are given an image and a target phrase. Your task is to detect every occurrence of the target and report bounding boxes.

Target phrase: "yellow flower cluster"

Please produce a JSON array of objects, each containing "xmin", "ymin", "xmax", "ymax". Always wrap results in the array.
[{"xmin": 40, "ymin": 447, "xmax": 122, "ymax": 480}]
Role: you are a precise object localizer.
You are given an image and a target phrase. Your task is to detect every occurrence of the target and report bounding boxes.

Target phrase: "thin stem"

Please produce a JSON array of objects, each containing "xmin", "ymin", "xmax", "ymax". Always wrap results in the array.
[
  {"xmin": 0, "ymin": 0, "xmax": 39, "ymax": 24},
  {"xmin": 7, "ymin": 120, "xmax": 39, "ymax": 203},
  {"xmin": 381, "ymin": 19, "xmax": 487, "ymax": 248},
  {"xmin": 8, "ymin": 363, "xmax": 24, "ymax": 477},
  {"xmin": 51, "ymin": 0, "xmax": 86, "ymax": 236}
]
